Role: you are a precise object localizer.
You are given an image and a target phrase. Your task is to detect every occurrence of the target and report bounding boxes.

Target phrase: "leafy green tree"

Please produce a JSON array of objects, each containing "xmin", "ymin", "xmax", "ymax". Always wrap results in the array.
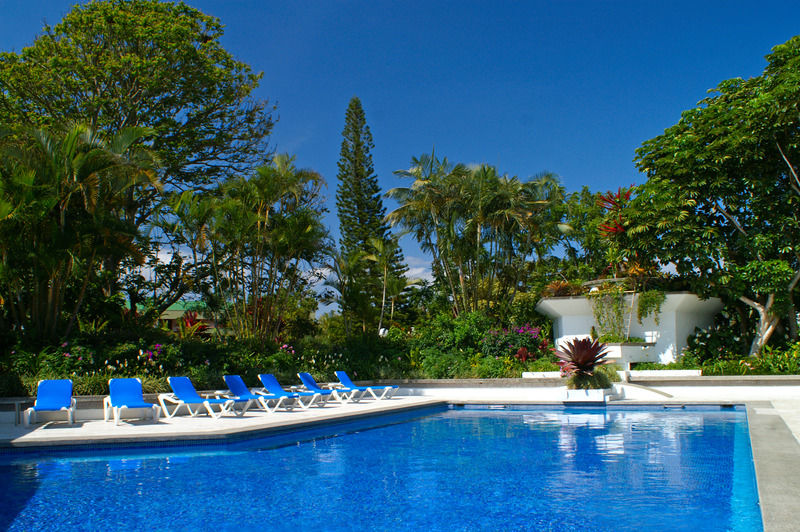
[
  {"xmin": 335, "ymin": 96, "xmax": 405, "ymax": 326},
  {"xmin": 629, "ymin": 35, "xmax": 800, "ymax": 356},
  {"xmin": 0, "ymin": 124, "xmax": 157, "ymax": 341},
  {"xmin": 560, "ymin": 186, "xmax": 612, "ymax": 280},
  {"xmin": 0, "ymin": 0, "xmax": 275, "ymax": 310}
]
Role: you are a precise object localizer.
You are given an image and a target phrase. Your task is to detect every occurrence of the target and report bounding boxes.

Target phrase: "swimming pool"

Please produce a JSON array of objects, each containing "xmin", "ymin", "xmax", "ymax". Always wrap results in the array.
[{"xmin": 0, "ymin": 405, "xmax": 762, "ymax": 531}]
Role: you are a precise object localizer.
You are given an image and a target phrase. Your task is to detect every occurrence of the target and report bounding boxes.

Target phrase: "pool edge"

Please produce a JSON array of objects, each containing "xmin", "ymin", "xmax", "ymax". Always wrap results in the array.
[{"xmin": 747, "ymin": 402, "xmax": 800, "ymax": 532}]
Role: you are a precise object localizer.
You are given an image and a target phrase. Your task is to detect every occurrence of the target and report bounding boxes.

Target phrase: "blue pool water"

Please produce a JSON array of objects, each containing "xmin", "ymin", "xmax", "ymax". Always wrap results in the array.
[{"xmin": 0, "ymin": 405, "xmax": 762, "ymax": 531}]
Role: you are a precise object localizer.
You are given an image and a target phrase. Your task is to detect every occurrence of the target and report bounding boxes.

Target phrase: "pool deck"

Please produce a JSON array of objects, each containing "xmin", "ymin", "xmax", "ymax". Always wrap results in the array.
[
  {"xmin": 1, "ymin": 385, "xmax": 799, "ymax": 532},
  {"xmin": 0, "ymin": 396, "xmax": 445, "ymax": 448}
]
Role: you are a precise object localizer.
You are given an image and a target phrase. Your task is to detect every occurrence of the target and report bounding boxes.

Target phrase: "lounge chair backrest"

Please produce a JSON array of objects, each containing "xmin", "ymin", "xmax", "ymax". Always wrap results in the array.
[
  {"xmin": 109, "ymin": 378, "xmax": 144, "ymax": 406},
  {"xmin": 335, "ymin": 371, "xmax": 357, "ymax": 388},
  {"xmin": 258, "ymin": 374, "xmax": 285, "ymax": 394},
  {"xmin": 224, "ymin": 375, "xmax": 250, "ymax": 397},
  {"xmin": 168, "ymin": 376, "xmax": 205, "ymax": 402},
  {"xmin": 298, "ymin": 372, "xmax": 321, "ymax": 390},
  {"xmin": 35, "ymin": 379, "xmax": 73, "ymax": 410}
]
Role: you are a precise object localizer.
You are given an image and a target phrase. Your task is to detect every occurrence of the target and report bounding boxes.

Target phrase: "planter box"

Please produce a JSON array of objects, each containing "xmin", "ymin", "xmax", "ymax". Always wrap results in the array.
[
  {"xmin": 604, "ymin": 342, "xmax": 656, "ymax": 371},
  {"xmin": 563, "ymin": 387, "xmax": 613, "ymax": 403}
]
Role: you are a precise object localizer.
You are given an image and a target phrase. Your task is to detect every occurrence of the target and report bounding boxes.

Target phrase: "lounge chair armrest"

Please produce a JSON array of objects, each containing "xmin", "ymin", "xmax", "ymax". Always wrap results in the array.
[{"xmin": 158, "ymin": 393, "xmax": 180, "ymax": 405}]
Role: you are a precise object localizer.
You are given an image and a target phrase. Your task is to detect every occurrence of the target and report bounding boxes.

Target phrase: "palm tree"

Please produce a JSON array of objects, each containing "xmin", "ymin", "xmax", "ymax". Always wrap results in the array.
[
  {"xmin": 385, "ymin": 274, "xmax": 421, "ymax": 324},
  {"xmin": 365, "ymin": 235, "xmax": 401, "ymax": 333},
  {"xmin": 388, "ymin": 152, "xmax": 467, "ymax": 314},
  {"xmin": 0, "ymin": 123, "xmax": 158, "ymax": 339},
  {"xmin": 324, "ymin": 249, "xmax": 369, "ymax": 335}
]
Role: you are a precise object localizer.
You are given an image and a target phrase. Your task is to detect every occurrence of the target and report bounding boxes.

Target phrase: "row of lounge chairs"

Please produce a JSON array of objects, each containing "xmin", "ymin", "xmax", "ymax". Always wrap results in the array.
[{"xmin": 23, "ymin": 372, "xmax": 398, "ymax": 426}]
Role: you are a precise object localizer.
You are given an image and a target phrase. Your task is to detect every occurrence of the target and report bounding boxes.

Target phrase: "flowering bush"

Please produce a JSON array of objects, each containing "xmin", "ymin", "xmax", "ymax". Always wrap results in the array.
[
  {"xmin": 481, "ymin": 324, "xmax": 553, "ymax": 362},
  {"xmin": 38, "ymin": 343, "xmax": 96, "ymax": 375}
]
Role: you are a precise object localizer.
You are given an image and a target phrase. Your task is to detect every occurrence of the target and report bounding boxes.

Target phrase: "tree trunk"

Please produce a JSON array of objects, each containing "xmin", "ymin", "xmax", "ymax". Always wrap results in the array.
[
  {"xmin": 788, "ymin": 294, "xmax": 798, "ymax": 341},
  {"xmin": 378, "ymin": 264, "xmax": 387, "ymax": 334},
  {"xmin": 741, "ymin": 294, "xmax": 779, "ymax": 356}
]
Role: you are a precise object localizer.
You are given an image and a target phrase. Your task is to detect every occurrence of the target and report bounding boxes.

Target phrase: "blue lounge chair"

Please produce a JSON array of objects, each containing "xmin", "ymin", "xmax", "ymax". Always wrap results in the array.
[
  {"xmin": 223, "ymin": 375, "xmax": 292, "ymax": 413},
  {"xmin": 335, "ymin": 371, "xmax": 398, "ymax": 400},
  {"xmin": 258, "ymin": 373, "xmax": 327, "ymax": 409},
  {"xmin": 159, "ymin": 376, "xmax": 238, "ymax": 419},
  {"xmin": 23, "ymin": 379, "xmax": 76, "ymax": 426},
  {"xmin": 298, "ymin": 372, "xmax": 363, "ymax": 403},
  {"xmin": 104, "ymin": 378, "xmax": 161, "ymax": 425}
]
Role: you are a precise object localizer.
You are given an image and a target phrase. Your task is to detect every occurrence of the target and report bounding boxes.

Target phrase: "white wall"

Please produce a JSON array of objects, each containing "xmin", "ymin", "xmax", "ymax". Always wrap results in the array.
[{"xmin": 536, "ymin": 293, "xmax": 722, "ymax": 364}]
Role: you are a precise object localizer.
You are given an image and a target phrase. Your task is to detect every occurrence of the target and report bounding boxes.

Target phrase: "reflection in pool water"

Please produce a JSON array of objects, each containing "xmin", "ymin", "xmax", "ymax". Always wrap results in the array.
[{"xmin": 0, "ymin": 405, "xmax": 761, "ymax": 531}]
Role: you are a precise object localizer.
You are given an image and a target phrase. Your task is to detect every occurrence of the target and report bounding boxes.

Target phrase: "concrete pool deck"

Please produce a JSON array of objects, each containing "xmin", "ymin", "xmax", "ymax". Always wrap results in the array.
[
  {"xmin": 1, "ymin": 382, "xmax": 799, "ymax": 531},
  {"xmin": 0, "ymin": 396, "xmax": 445, "ymax": 447}
]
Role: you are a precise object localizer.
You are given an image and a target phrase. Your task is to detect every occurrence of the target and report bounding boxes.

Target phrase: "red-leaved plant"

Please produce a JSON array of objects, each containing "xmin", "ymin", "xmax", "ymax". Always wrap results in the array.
[{"xmin": 556, "ymin": 338, "xmax": 609, "ymax": 377}]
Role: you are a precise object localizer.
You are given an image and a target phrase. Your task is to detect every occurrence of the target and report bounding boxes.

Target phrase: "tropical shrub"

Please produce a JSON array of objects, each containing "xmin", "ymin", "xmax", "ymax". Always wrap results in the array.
[
  {"xmin": 556, "ymin": 338, "xmax": 612, "ymax": 389},
  {"xmin": 681, "ymin": 314, "xmax": 752, "ymax": 364},
  {"xmin": 480, "ymin": 324, "xmax": 553, "ymax": 361},
  {"xmin": 419, "ymin": 348, "xmax": 471, "ymax": 379}
]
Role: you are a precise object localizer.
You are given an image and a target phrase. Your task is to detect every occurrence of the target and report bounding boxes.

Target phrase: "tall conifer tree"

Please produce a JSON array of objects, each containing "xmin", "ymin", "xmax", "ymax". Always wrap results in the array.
[{"xmin": 335, "ymin": 97, "xmax": 405, "ymax": 330}]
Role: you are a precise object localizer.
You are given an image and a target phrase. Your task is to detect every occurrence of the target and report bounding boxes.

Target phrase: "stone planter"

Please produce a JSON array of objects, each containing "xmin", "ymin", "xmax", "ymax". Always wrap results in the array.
[
  {"xmin": 603, "ymin": 342, "xmax": 656, "ymax": 370},
  {"xmin": 563, "ymin": 387, "xmax": 613, "ymax": 403}
]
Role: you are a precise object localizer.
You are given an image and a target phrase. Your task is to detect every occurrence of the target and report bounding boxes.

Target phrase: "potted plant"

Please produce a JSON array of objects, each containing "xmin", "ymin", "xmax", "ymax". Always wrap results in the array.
[{"xmin": 556, "ymin": 338, "xmax": 620, "ymax": 402}]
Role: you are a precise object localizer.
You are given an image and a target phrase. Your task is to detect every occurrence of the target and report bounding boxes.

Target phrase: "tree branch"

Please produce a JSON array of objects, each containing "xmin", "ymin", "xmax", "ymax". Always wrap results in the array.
[
  {"xmin": 713, "ymin": 201, "xmax": 748, "ymax": 237},
  {"xmin": 776, "ymin": 141, "xmax": 800, "ymax": 197}
]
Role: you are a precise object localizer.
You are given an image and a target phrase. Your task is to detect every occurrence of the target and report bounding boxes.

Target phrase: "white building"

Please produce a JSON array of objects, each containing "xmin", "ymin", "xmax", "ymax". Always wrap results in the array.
[{"xmin": 535, "ymin": 292, "xmax": 723, "ymax": 368}]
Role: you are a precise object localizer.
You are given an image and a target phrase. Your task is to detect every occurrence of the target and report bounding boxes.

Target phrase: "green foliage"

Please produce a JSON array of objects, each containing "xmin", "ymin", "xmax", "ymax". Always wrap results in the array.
[
  {"xmin": 680, "ymin": 316, "xmax": 752, "ymax": 364},
  {"xmin": 566, "ymin": 372, "xmax": 612, "ymax": 390},
  {"xmin": 587, "ymin": 283, "xmax": 627, "ymax": 340},
  {"xmin": 0, "ymin": 124, "xmax": 157, "ymax": 341},
  {"xmin": 480, "ymin": 324, "xmax": 553, "ymax": 361},
  {"xmin": 414, "ymin": 311, "xmax": 493, "ymax": 354},
  {"xmin": 509, "ymin": 292, "xmax": 554, "ymax": 338},
  {"xmin": 419, "ymin": 348, "xmax": 470, "ymax": 379},
  {"xmin": 630, "ymin": 35, "xmax": 800, "ymax": 354},
  {"xmin": 335, "ymin": 97, "xmax": 403, "ymax": 330},
  {"xmin": 597, "ymin": 334, "xmax": 645, "ymax": 343},
  {"xmin": 388, "ymin": 152, "xmax": 566, "ymax": 321},
  {"xmin": 636, "ymin": 340, "xmax": 800, "ymax": 375},
  {"xmin": 637, "ymin": 290, "xmax": 666, "ymax": 324},
  {"xmin": 409, "ymin": 311, "xmax": 559, "ymax": 379},
  {"xmin": 0, "ymin": 0, "xmax": 275, "ymax": 332}
]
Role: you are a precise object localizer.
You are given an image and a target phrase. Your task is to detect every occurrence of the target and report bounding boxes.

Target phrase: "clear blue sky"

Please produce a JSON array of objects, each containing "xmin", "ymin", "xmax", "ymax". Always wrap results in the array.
[{"xmin": 2, "ymin": 0, "xmax": 800, "ymax": 280}]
